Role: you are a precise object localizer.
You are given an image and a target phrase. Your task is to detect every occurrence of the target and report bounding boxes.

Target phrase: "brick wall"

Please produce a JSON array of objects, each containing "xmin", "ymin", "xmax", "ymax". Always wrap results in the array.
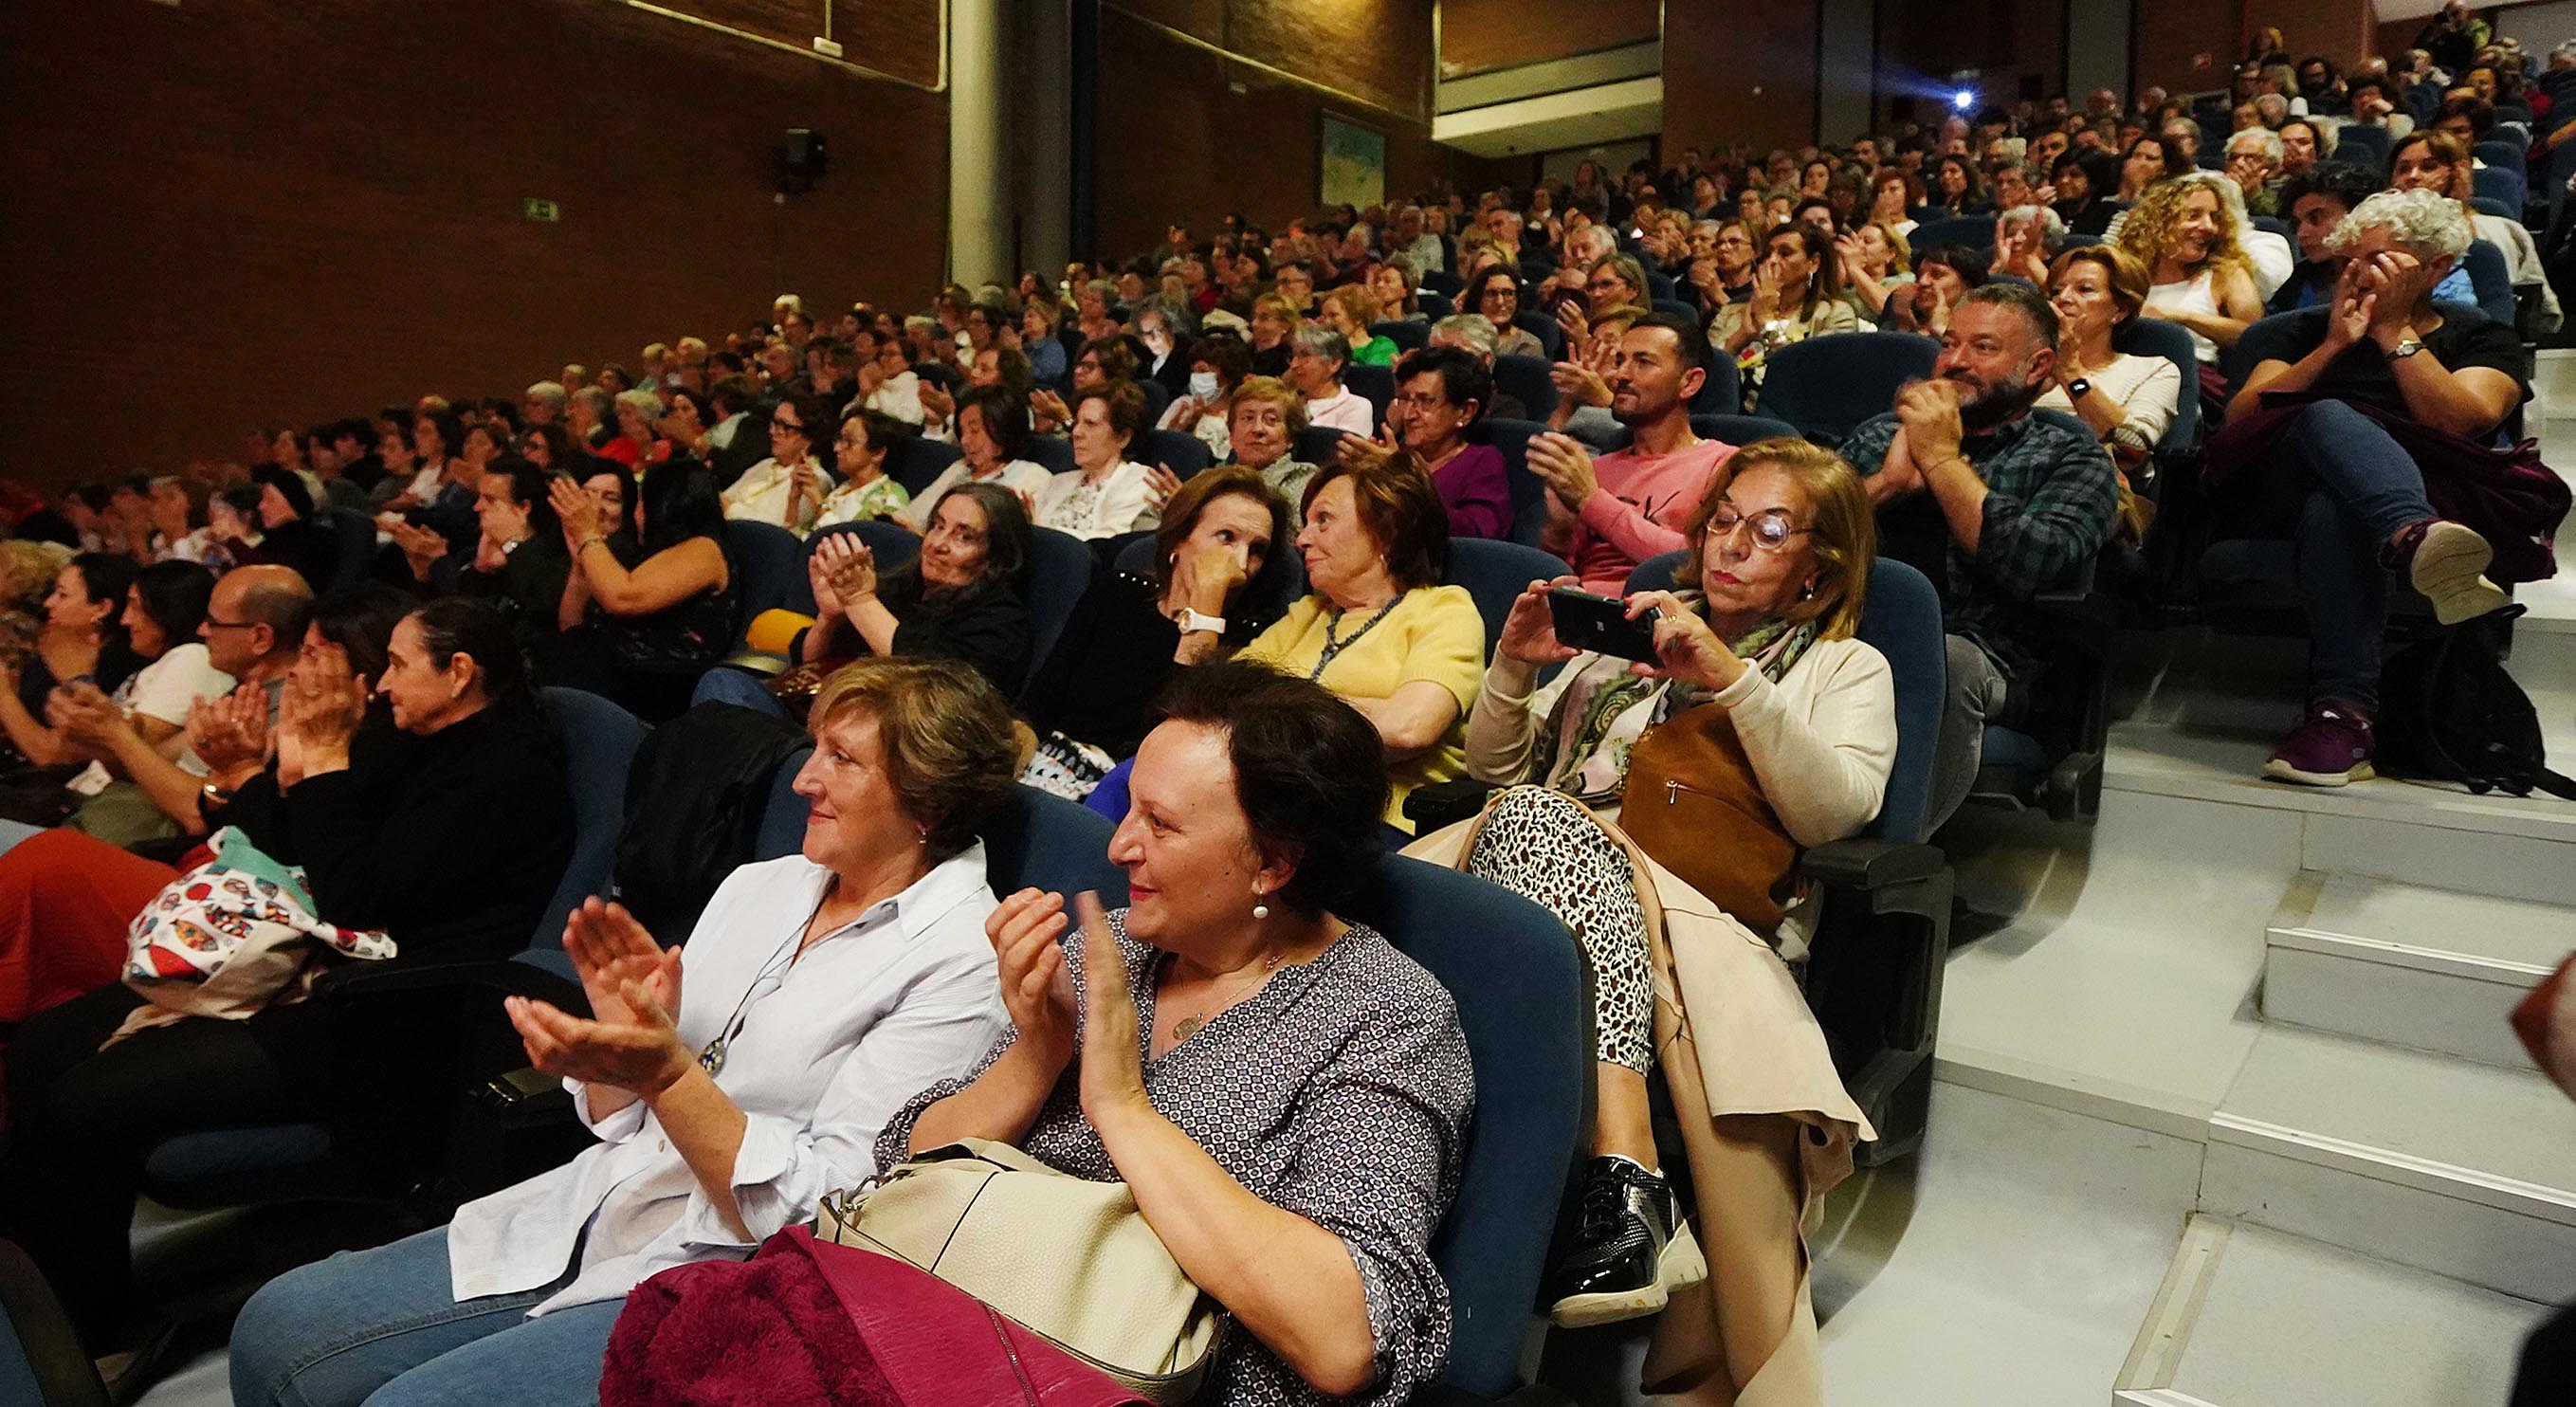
[
  {"xmin": 0, "ymin": 0, "xmax": 946, "ymax": 484},
  {"xmin": 1438, "ymin": 0, "xmax": 1660, "ymax": 78}
]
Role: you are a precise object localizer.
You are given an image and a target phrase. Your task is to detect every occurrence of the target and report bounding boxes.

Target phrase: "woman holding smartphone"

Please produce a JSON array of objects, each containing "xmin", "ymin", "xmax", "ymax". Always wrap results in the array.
[{"xmin": 1422, "ymin": 439, "xmax": 1892, "ymax": 1384}]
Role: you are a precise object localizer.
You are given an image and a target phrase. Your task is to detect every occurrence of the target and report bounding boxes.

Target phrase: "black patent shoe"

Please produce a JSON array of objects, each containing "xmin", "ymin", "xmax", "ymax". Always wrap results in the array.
[{"xmin": 1545, "ymin": 1156, "xmax": 1707, "ymax": 1327}]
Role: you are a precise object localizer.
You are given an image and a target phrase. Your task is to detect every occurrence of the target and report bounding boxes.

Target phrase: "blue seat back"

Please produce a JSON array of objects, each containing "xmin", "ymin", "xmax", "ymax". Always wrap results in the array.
[
  {"xmin": 1755, "ymin": 331, "xmax": 1939, "ymax": 444},
  {"xmin": 1444, "ymin": 538, "xmax": 1570, "ymax": 657},
  {"xmin": 1473, "ymin": 417, "xmax": 1551, "ymax": 549},
  {"xmin": 1343, "ymin": 362, "xmax": 1395, "ymax": 428},
  {"xmin": 1624, "ymin": 548, "xmax": 1691, "ymax": 596},
  {"xmin": 1019, "ymin": 526, "xmax": 1101, "ymax": 696},
  {"xmin": 2473, "ymin": 164, "xmax": 2527, "ymax": 211},
  {"xmin": 2112, "ymin": 316, "xmax": 2201, "ymax": 451},
  {"xmin": 1513, "ymin": 309, "xmax": 1565, "ymax": 359},
  {"xmin": 2475, "ymin": 139, "xmax": 2526, "ymax": 176},
  {"xmin": 1138, "ymin": 429, "xmax": 1212, "ymax": 480},
  {"xmin": 2472, "ymin": 194, "xmax": 2515, "ymax": 219},
  {"xmin": 1025, "ymin": 433, "xmax": 1076, "ymax": 474},
  {"xmin": 1690, "ymin": 353, "xmax": 1743, "ymax": 415},
  {"xmin": 1910, "ymin": 214, "xmax": 1994, "ymax": 250},
  {"xmin": 532, "ymin": 688, "xmax": 651, "ymax": 953},
  {"xmin": 1491, "ymin": 353, "xmax": 1561, "ymax": 420},
  {"xmin": 754, "ymin": 742, "xmax": 814, "ymax": 861},
  {"xmin": 722, "ymin": 520, "xmax": 808, "ymax": 638},
  {"xmin": 1652, "ymin": 298, "xmax": 1698, "ymax": 323},
  {"xmin": 1421, "ymin": 268, "xmax": 1464, "ymax": 297},
  {"xmin": 1336, "ymin": 855, "xmax": 1587, "ymax": 1399},
  {"xmin": 1292, "ymin": 425, "xmax": 1352, "ymax": 468},
  {"xmin": 2249, "ymin": 213, "xmax": 2292, "ymax": 242},
  {"xmin": 1417, "ymin": 291, "xmax": 1452, "ymax": 320},
  {"xmin": 1644, "ymin": 268, "xmax": 1677, "ymax": 301},
  {"xmin": 0, "ymin": 1240, "xmax": 105, "ymax": 1407},
  {"xmin": 322, "ymin": 507, "xmax": 376, "ymax": 592},
  {"xmin": 1372, "ymin": 320, "xmax": 1430, "ymax": 353},
  {"xmin": 1134, "ymin": 379, "xmax": 1171, "ymax": 427},
  {"xmin": 2333, "ymin": 123, "xmax": 2390, "ymax": 170},
  {"xmin": 1690, "ymin": 412, "xmax": 1800, "ymax": 447},
  {"xmin": 1848, "ymin": 557, "xmax": 1946, "ymax": 845},
  {"xmin": 2459, "ymin": 235, "xmax": 2519, "ymax": 327},
  {"xmin": 886, "ymin": 436, "xmax": 963, "ymax": 496},
  {"xmin": 980, "ymin": 784, "xmax": 1129, "ymax": 901}
]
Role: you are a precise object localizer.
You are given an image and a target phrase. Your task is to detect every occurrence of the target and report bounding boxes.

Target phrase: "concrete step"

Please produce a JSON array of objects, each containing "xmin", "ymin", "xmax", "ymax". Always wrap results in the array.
[
  {"xmin": 2112, "ymin": 1215, "xmax": 2548, "ymax": 1407},
  {"xmin": 2262, "ymin": 872, "xmax": 2568, "ymax": 1069},
  {"xmin": 2201, "ymin": 1024, "xmax": 2576, "ymax": 1302}
]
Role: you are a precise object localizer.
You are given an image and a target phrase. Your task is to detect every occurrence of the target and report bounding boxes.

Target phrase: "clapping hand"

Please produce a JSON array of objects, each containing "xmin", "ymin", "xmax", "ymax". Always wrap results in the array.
[
  {"xmin": 919, "ymin": 383, "xmax": 956, "ymax": 426},
  {"xmin": 47, "ymin": 682, "xmax": 123, "ymax": 753},
  {"xmin": 1547, "ymin": 358, "xmax": 1612, "ymax": 410},
  {"xmin": 1893, "ymin": 376, "xmax": 1965, "ymax": 467},
  {"xmin": 1334, "ymin": 425, "xmax": 1402, "ymax": 473},
  {"xmin": 1029, "ymin": 389, "xmax": 1071, "ymax": 431},
  {"xmin": 559, "ymin": 898, "xmax": 683, "ymax": 1030},
  {"xmin": 549, "ymin": 476, "xmax": 604, "ymax": 546},
  {"xmin": 2360, "ymin": 249, "xmax": 2433, "ymax": 345},
  {"xmin": 811, "ymin": 530, "xmax": 877, "ymax": 610},
  {"xmin": 1555, "ymin": 299, "xmax": 1591, "ymax": 347},
  {"xmin": 1145, "ymin": 464, "xmax": 1184, "ymax": 512},
  {"xmin": 390, "ymin": 521, "xmax": 448, "ymax": 580},
  {"xmin": 1496, "ymin": 575, "xmax": 1581, "ymax": 667},
  {"xmin": 2324, "ymin": 256, "xmax": 2380, "ymax": 353},
  {"xmin": 1525, "ymin": 431, "xmax": 1599, "ymax": 513},
  {"xmin": 186, "ymin": 685, "xmax": 273, "ymax": 779},
  {"xmin": 1070, "ymin": 891, "xmax": 1149, "ymax": 1125},
  {"xmin": 281, "ymin": 640, "xmax": 366, "ymax": 765},
  {"xmin": 986, "ymin": 887, "xmax": 1077, "ymax": 1070}
]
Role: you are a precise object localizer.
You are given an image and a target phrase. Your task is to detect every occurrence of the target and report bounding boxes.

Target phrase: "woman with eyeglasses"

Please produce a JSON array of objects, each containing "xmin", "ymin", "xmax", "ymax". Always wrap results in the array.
[
  {"xmin": 1434, "ymin": 440, "xmax": 1889, "ymax": 1378},
  {"xmin": 1468, "ymin": 266, "xmax": 1546, "ymax": 358},
  {"xmin": 228, "ymin": 657, "xmax": 1020, "ymax": 1407}
]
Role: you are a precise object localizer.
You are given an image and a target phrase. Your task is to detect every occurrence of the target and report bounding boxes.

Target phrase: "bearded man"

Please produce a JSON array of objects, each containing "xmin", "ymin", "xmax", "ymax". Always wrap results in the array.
[{"xmin": 1839, "ymin": 281, "xmax": 2119, "ymax": 829}]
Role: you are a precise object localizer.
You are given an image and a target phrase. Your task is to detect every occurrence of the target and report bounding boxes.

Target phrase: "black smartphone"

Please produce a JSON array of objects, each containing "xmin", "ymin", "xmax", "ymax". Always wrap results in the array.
[{"xmin": 1548, "ymin": 586, "xmax": 1662, "ymax": 664}]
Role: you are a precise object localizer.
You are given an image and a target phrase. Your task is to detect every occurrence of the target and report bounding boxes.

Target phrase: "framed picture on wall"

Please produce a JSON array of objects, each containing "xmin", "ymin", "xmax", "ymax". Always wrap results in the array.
[{"xmin": 1319, "ymin": 114, "xmax": 1386, "ymax": 209}]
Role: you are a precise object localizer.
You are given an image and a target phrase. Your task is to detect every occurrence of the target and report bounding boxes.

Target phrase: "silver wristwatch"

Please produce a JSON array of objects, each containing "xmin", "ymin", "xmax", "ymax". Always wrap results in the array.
[{"xmin": 2389, "ymin": 337, "xmax": 2427, "ymax": 359}]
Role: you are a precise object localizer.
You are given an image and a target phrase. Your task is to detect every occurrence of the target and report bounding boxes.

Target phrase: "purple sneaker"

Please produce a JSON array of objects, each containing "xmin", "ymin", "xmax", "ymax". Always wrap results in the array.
[{"xmin": 2264, "ymin": 706, "xmax": 2377, "ymax": 787}]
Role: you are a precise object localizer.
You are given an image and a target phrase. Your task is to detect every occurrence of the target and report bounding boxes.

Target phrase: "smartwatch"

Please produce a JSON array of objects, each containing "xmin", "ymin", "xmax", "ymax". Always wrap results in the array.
[
  {"xmin": 1178, "ymin": 609, "xmax": 1228, "ymax": 636},
  {"xmin": 2065, "ymin": 377, "xmax": 2092, "ymax": 400}
]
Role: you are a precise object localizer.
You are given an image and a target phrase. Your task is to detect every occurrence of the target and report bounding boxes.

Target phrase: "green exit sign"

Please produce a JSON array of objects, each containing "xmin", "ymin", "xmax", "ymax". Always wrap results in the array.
[{"xmin": 521, "ymin": 198, "xmax": 561, "ymax": 223}]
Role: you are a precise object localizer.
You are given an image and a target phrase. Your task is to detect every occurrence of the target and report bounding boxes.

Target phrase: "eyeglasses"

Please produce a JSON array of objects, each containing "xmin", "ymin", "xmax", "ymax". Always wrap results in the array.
[
  {"xmin": 772, "ymin": 419, "xmax": 805, "ymax": 434},
  {"xmin": 202, "ymin": 617, "xmax": 258, "ymax": 630},
  {"xmin": 1706, "ymin": 505, "xmax": 1812, "ymax": 552}
]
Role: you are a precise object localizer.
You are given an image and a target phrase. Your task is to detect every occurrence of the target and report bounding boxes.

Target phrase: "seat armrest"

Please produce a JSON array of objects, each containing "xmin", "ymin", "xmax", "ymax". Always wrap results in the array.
[
  {"xmin": 315, "ymin": 958, "xmax": 581, "ymax": 1008},
  {"xmin": 1799, "ymin": 837, "xmax": 1947, "ymax": 891}
]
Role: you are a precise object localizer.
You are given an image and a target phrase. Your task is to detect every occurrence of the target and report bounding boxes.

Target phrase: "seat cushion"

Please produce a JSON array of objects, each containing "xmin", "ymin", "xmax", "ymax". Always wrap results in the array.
[
  {"xmin": 144, "ymin": 1123, "xmax": 335, "ymax": 1185},
  {"xmin": 1979, "ymin": 727, "xmax": 2049, "ymax": 770}
]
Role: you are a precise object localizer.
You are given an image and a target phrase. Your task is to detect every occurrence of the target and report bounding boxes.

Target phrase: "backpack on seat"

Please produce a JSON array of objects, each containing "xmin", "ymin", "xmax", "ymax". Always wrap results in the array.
[{"xmin": 2377, "ymin": 608, "xmax": 2576, "ymax": 799}]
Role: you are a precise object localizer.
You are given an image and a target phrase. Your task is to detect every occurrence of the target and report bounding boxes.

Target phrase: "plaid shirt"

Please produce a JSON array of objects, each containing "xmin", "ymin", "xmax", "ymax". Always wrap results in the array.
[{"xmin": 1841, "ymin": 408, "xmax": 2116, "ymax": 681}]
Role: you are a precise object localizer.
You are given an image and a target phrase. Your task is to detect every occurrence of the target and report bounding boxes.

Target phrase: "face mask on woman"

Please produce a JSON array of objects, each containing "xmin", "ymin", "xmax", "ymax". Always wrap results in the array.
[{"xmin": 1189, "ymin": 371, "xmax": 1220, "ymax": 399}]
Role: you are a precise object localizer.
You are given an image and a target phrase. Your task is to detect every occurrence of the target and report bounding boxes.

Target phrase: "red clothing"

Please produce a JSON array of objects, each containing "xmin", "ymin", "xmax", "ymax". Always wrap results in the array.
[
  {"xmin": 1548, "ymin": 434, "xmax": 1737, "ymax": 593},
  {"xmin": 0, "ymin": 829, "xmax": 176, "ymax": 1030},
  {"xmin": 599, "ymin": 437, "xmax": 671, "ymax": 470}
]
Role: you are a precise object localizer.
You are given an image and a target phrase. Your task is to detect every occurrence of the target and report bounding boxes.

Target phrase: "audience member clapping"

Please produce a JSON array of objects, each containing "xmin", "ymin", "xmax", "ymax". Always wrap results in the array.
[
  {"xmin": 802, "ymin": 482, "xmax": 1033, "ymax": 696},
  {"xmin": 2118, "ymin": 172, "xmax": 2269, "ymax": 365},
  {"xmin": 551, "ymin": 460, "xmax": 736, "ymax": 722}
]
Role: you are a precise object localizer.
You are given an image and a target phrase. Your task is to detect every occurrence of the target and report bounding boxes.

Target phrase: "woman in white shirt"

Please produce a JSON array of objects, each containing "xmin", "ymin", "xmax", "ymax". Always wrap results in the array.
[
  {"xmin": 228, "ymin": 656, "xmax": 1022, "ymax": 1407},
  {"xmin": 897, "ymin": 385, "xmax": 1053, "ymax": 531},
  {"xmin": 2036, "ymin": 244, "xmax": 2183, "ymax": 542},
  {"xmin": 1034, "ymin": 381, "xmax": 1162, "ymax": 539},
  {"xmin": 860, "ymin": 337, "xmax": 925, "ymax": 426},
  {"xmin": 0, "ymin": 560, "xmax": 227, "ymax": 785}
]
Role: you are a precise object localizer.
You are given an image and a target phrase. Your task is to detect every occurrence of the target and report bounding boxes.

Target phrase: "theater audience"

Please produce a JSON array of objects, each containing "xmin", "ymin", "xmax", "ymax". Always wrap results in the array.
[
  {"xmin": 2036, "ymin": 245, "xmax": 2183, "ymax": 539},
  {"xmin": 1235, "ymin": 458, "xmax": 1481, "ymax": 835},
  {"xmin": 1530, "ymin": 312, "xmax": 1735, "ymax": 594},
  {"xmin": 7, "ymin": 552, "xmax": 142, "ymax": 728},
  {"xmin": 890, "ymin": 661, "xmax": 1471, "ymax": 1406},
  {"xmin": 1379, "ymin": 346, "xmax": 1510, "ymax": 540},
  {"xmin": 230, "ymin": 656, "xmax": 1017, "ymax": 1407},
  {"xmin": 248, "ymin": 467, "xmax": 340, "ymax": 591},
  {"xmin": 1835, "ymin": 221, "xmax": 1915, "ymax": 324},
  {"xmin": 2389, "ymin": 130, "xmax": 2563, "ymax": 335},
  {"xmin": 718, "ymin": 393, "xmax": 836, "ymax": 534},
  {"xmin": 1036, "ymin": 381, "xmax": 1163, "ymax": 539},
  {"xmin": 898, "ymin": 386, "xmax": 1051, "ymax": 531},
  {"xmin": 801, "ymin": 483, "xmax": 1033, "ymax": 696},
  {"xmin": 2118, "ymin": 172, "xmax": 2267, "ymax": 367},
  {"xmin": 1320, "ymin": 285, "xmax": 1398, "ymax": 368},
  {"xmin": 1025, "ymin": 468, "xmax": 1291, "ymax": 794},
  {"xmin": 812, "ymin": 411, "xmax": 914, "ymax": 529},
  {"xmin": 599, "ymin": 389, "xmax": 671, "ymax": 471},
  {"xmin": 458, "ymin": 459, "xmax": 571, "ymax": 656},
  {"xmin": 1446, "ymin": 439, "xmax": 1887, "ymax": 1371},
  {"xmin": 2273, "ymin": 163, "xmax": 2410, "ymax": 313},
  {"xmin": 1226, "ymin": 375, "xmax": 1321, "ymax": 526},
  {"xmin": 1469, "ymin": 266, "xmax": 1548, "ymax": 358},
  {"xmin": 1288, "ymin": 323, "xmax": 1375, "ymax": 434},
  {"xmin": 2220, "ymin": 188, "xmax": 2539, "ymax": 787},
  {"xmin": 1713, "ymin": 224, "xmax": 1859, "ymax": 396},
  {"xmin": 1, "ymin": 597, "xmax": 574, "ymax": 1361},
  {"xmin": 1158, "ymin": 332, "xmax": 1255, "ymax": 461},
  {"xmin": 550, "ymin": 460, "xmax": 737, "ymax": 722},
  {"xmin": 1842, "ymin": 283, "xmax": 2118, "ymax": 830}
]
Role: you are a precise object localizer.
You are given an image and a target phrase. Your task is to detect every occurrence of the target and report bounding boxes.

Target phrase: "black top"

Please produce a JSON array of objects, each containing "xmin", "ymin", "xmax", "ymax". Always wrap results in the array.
[
  {"xmin": 814, "ymin": 570, "xmax": 1032, "ymax": 697},
  {"xmin": 460, "ymin": 536, "xmax": 574, "ymax": 658},
  {"xmin": 1024, "ymin": 572, "xmax": 1263, "ymax": 759},
  {"xmin": 2239, "ymin": 305, "xmax": 2532, "ymax": 420},
  {"xmin": 14, "ymin": 638, "xmax": 143, "ymax": 721},
  {"xmin": 217, "ymin": 706, "xmax": 574, "ymax": 964},
  {"xmin": 254, "ymin": 518, "xmax": 340, "ymax": 593}
]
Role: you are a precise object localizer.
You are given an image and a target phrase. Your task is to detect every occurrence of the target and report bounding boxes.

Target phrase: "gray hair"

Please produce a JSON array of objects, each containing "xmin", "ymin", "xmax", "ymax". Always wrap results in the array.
[
  {"xmin": 1290, "ymin": 321, "xmax": 1351, "ymax": 370},
  {"xmin": 1999, "ymin": 204, "xmax": 2067, "ymax": 252},
  {"xmin": 1132, "ymin": 293, "xmax": 1198, "ymax": 339},
  {"xmin": 2329, "ymin": 187, "xmax": 2474, "ymax": 262},
  {"xmin": 569, "ymin": 386, "xmax": 612, "ymax": 419},
  {"xmin": 613, "ymin": 388, "xmax": 666, "ymax": 420},
  {"xmin": 1565, "ymin": 224, "xmax": 1617, "ymax": 267},
  {"xmin": 2227, "ymin": 126, "xmax": 2285, "ymax": 164},
  {"xmin": 1429, "ymin": 313, "xmax": 1499, "ymax": 356},
  {"xmin": 523, "ymin": 381, "xmax": 567, "ymax": 411},
  {"xmin": 2253, "ymin": 93, "xmax": 2291, "ymax": 127},
  {"xmin": 1080, "ymin": 278, "xmax": 1118, "ymax": 304}
]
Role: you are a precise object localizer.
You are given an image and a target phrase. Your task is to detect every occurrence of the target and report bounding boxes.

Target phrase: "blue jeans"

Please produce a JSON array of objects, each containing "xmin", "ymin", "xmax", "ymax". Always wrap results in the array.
[
  {"xmin": 688, "ymin": 667, "xmax": 790, "ymax": 718},
  {"xmin": 0, "ymin": 817, "xmax": 41, "ymax": 857},
  {"xmin": 2228, "ymin": 400, "xmax": 2438, "ymax": 712},
  {"xmin": 229, "ymin": 1226, "xmax": 623, "ymax": 1407}
]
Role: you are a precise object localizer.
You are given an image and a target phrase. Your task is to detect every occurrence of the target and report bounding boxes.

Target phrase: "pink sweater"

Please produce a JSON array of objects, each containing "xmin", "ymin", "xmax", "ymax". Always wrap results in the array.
[{"xmin": 1548, "ymin": 436, "xmax": 1735, "ymax": 593}]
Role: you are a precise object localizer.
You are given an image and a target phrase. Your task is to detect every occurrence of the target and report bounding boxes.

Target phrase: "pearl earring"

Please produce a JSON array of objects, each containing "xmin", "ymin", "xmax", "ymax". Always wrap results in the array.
[{"xmin": 1251, "ymin": 891, "xmax": 1270, "ymax": 921}]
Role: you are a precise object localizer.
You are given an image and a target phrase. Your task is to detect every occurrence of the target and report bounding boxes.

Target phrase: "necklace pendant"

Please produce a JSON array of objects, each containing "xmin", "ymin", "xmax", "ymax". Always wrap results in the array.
[{"xmin": 1173, "ymin": 1015, "xmax": 1205, "ymax": 1043}]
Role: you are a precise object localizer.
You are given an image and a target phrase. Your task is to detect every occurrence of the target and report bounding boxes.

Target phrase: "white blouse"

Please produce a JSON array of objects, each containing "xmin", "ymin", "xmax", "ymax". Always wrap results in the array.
[
  {"xmin": 446, "ymin": 848, "xmax": 1008, "ymax": 1314},
  {"xmin": 1032, "ymin": 460, "xmax": 1162, "ymax": 539}
]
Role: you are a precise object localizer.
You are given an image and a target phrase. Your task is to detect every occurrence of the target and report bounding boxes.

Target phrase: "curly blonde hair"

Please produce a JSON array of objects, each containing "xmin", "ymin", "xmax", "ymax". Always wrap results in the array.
[{"xmin": 2116, "ymin": 172, "xmax": 2253, "ymax": 286}]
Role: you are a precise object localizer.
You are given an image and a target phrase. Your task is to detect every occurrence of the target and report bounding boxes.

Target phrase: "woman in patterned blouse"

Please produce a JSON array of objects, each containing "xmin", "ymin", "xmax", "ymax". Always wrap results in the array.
[{"xmin": 884, "ymin": 663, "xmax": 1476, "ymax": 1407}]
